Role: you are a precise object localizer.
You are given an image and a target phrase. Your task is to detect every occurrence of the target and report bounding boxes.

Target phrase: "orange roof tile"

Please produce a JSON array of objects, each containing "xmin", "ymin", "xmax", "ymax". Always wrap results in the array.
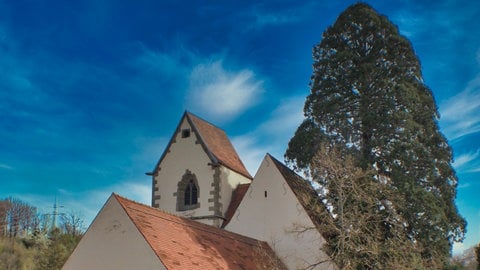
[
  {"xmin": 114, "ymin": 194, "xmax": 285, "ymax": 270},
  {"xmin": 221, "ymin": 183, "xmax": 251, "ymax": 228},
  {"xmin": 186, "ymin": 112, "xmax": 252, "ymax": 179},
  {"xmin": 151, "ymin": 112, "xmax": 252, "ymax": 180}
]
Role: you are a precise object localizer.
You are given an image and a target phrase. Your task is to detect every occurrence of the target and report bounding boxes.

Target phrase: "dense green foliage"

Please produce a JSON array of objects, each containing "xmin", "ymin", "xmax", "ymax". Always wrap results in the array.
[{"xmin": 285, "ymin": 3, "xmax": 466, "ymax": 268}]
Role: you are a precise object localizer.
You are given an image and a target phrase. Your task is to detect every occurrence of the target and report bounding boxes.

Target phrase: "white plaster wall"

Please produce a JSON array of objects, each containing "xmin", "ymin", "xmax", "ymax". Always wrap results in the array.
[
  {"xmin": 153, "ymin": 118, "xmax": 252, "ymax": 227},
  {"xmin": 153, "ymin": 118, "xmax": 215, "ymax": 219},
  {"xmin": 218, "ymin": 166, "xmax": 252, "ymax": 217},
  {"xmin": 226, "ymin": 155, "xmax": 335, "ymax": 270},
  {"xmin": 62, "ymin": 196, "xmax": 166, "ymax": 270}
]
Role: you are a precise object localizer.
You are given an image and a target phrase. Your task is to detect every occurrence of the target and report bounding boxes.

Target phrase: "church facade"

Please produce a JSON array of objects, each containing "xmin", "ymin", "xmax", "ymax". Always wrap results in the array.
[
  {"xmin": 63, "ymin": 112, "xmax": 335, "ymax": 270},
  {"xmin": 147, "ymin": 112, "xmax": 253, "ymax": 228}
]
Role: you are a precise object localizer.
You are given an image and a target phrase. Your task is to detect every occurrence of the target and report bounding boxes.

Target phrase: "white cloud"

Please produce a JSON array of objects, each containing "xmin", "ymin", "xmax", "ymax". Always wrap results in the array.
[
  {"xmin": 457, "ymin": 182, "xmax": 471, "ymax": 189},
  {"xmin": 253, "ymin": 12, "xmax": 300, "ymax": 28},
  {"xmin": 439, "ymin": 74, "xmax": 480, "ymax": 140},
  {"xmin": 453, "ymin": 150, "xmax": 480, "ymax": 170},
  {"xmin": 392, "ymin": 12, "xmax": 426, "ymax": 38},
  {"xmin": 245, "ymin": 2, "xmax": 319, "ymax": 30},
  {"xmin": 231, "ymin": 135, "xmax": 269, "ymax": 176},
  {"xmin": 132, "ymin": 44, "xmax": 192, "ymax": 81},
  {"xmin": 469, "ymin": 167, "xmax": 480, "ymax": 173},
  {"xmin": 231, "ymin": 95, "xmax": 305, "ymax": 175},
  {"xmin": 187, "ymin": 60, "xmax": 263, "ymax": 122},
  {"xmin": 258, "ymin": 96, "xmax": 304, "ymax": 135},
  {"xmin": 117, "ymin": 182, "xmax": 151, "ymax": 204},
  {"xmin": 0, "ymin": 163, "xmax": 12, "ymax": 170},
  {"xmin": 132, "ymin": 47, "xmax": 265, "ymax": 123}
]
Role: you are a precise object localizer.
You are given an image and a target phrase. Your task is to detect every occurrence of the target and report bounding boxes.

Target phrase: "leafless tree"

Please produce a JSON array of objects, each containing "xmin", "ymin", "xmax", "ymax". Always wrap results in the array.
[
  {"xmin": 1, "ymin": 197, "xmax": 37, "ymax": 238},
  {"xmin": 309, "ymin": 145, "xmax": 423, "ymax": 269},
  {"xmin": 0, "ymin": 199, "xmax": 11, "ymax": 236},
  {"xmin": 59, "ymin": 211, "xmax": 85, "ymax": 236}
]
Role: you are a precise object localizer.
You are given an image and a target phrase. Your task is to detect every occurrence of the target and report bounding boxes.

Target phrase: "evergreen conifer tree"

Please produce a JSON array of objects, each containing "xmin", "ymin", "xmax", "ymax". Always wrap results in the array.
[{"xmin": 286, "ymin": 3, "xmax": 466, "ymax": 267}]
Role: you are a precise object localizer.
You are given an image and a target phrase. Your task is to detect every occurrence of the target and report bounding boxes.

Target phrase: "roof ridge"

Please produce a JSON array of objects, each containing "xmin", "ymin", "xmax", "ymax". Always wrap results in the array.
[
  {"xmin": 185, "ymin": 111, "xmax": 226, "ymax": 132},
  {"xmin": 186, "ymin": 113, "xmax": 252, "ymax": 179},
  {"xmin": 114, "ymin": 193, "xmax": 264, "ymax": 247}
]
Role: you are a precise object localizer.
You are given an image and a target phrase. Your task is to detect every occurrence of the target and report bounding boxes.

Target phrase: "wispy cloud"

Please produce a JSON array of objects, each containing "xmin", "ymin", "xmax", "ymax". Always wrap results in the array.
[
  {"xmin": 457, "ymin": 183, "xmax": 471, "ymax": 189},
  {"xmin": 187, "ymin": 60, "xmax": 263, "ymax": 122},
  {"xmin": 454, "ymin": 150, "xmax": 480, "ymax": 171},
  {"xmin": 15, "ymin": 179, "xmax": 151, "ymax": 226},
  {"xmin": 132, "ymin": 46, "xmax": 265, "ymax": 123},
  {"xmin": 439, "ymin": 74, "xmax": 480, "ymax": 140},
  {"xmin": 0, "ymin": 163, "xmax": 12, "ymax": 170},
  {"xmin": 131, "ymin": 44, "xmax": 192, "ymax": 82},
  {"xmin": 258, "ymin": 96, "xmax": 304, "ymax": 135},
  {"xmin": 245, "ymin": 1, "xmax": 319, "ymax": 30},
  {"xmin": 231, "ymin": 95, "xmax": 305, "ymax": 175},
  {"xmin": 391, "ymin": 12, "xmax": 427, "ymax": 38},
  {"xmin": 453, "ymin": 150, "xmax": 480, "ymax": 170},
  {"xmin": 391, "ymin": 0, "xmax": 478, "ymax": 39},
  {"xmin": 252, "ymin": 11, "xmax": 300, "ymax": 28},
  {"xmin": 232, "ymin": 135, "xmax": 269, "ymax": 175}
]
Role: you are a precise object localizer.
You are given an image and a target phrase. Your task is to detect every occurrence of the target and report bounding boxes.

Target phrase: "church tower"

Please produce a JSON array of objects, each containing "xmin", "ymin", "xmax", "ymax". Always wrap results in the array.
[{"xmin": 147, "ymin": 112, "xmax": 252, "ymax": 227}]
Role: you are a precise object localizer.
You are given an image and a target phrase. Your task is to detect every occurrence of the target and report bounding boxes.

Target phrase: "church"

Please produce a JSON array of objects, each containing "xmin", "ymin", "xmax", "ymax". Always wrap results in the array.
[{"xmin": 62, "ymin": 112, "xmax": 336, "ymax": 270}]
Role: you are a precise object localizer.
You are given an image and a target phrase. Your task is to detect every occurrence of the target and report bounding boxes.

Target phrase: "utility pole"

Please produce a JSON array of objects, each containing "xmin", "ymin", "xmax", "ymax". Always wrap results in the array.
[{"xmin": 50, "ymin": 196, "xmax": 64, "ymax": 231}]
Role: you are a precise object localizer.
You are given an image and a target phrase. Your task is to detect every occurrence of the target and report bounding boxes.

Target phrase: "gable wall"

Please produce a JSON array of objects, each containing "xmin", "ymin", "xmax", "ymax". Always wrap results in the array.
[
  {"xmin": 226, "ymin": 156, "xmax": 335, "ymax": 270},
  {"xmin": 218, "ymin": 166, "xmax": 252, "ymax": 224},
  {"xmin": 62, "ymin": 196, "xmax": 166, "ymax": 270},
  {"xmin": 153, "ymin": 118, "xmax": 216, "ymax": 224},
  {"xmin": 153, "ymin": 117, "xmax": 251, "ymax": 227}
]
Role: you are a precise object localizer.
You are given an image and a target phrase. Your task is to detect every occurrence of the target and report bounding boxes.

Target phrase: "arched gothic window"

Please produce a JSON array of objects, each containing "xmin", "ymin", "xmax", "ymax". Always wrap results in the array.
[
  {"xmin": 184, "ymin": 180, "xmax": 198, "ymax": 206},
  {"xmin": 176, "ymin": 170, "xmax": 200, "ymax": 211}
]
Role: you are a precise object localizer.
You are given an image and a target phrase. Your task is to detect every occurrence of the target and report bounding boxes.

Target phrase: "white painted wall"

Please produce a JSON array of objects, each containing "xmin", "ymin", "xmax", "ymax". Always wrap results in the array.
[
  {"xmin": 62, "ymin": 195, "xmax": 166, "ymax": 270},
  {"xmin": 225, "ymin": 155, "xmax": 335, "ymax": 270},
  {"xmin": 153, "ymin": 118, "xmax": 216, "ymax": 220},
  {"xmin": 218, "ymin": 166, "xmax": 251, "ymax": 219}
]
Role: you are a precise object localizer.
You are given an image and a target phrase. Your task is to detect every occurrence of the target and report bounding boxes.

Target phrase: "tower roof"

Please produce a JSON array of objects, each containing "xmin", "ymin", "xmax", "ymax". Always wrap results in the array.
[{"xmin": 150, "ymin": 111, "xmax": 252, "ymax": 179}]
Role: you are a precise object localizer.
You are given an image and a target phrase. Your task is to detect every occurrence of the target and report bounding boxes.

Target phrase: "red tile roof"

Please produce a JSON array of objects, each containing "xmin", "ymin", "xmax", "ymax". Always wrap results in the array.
[
  {"xmin": 151, "ymin": 112, "xmax": 252, "ymax": 180},
  {"xmin": 186, "ymin": 112, "xmax": 252, "ymax": 179},
  {"xmin": 221, "ymin": 183, "xmax": 251, "ymax": 228},
  {"xmin": 114, "ymin": 194, "xmax": 285, "ymax": 270}
]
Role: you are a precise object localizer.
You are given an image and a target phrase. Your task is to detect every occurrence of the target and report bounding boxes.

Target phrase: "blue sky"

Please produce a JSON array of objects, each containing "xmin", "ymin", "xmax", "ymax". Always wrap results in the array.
[{"xmin": 1, "ymin": 0, "xmax": 479, "ymax": 254}]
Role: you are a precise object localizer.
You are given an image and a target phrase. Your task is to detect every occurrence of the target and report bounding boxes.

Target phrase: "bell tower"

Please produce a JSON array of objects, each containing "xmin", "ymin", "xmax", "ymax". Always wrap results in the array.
[{"xmin": 146, "ymin": 112, "xmax": 252, "ymax": 227}]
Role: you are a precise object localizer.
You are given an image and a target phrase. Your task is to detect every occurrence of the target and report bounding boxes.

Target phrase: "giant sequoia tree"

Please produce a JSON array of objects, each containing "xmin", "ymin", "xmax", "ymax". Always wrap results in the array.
[{"xmin": 285, "ymin": 3, "xmax": 466, "ymax": 268}]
